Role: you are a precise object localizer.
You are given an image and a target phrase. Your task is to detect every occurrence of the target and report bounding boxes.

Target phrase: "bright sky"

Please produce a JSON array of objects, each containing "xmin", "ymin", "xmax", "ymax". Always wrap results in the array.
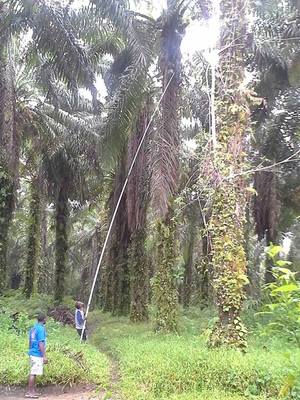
[
  {"xmin": 130, "ymin": 0, "xmax": 220, "ymax": 56},
  {"xmin": 75, "ymin": 0, "xmax": 221, "ymax": 100}
]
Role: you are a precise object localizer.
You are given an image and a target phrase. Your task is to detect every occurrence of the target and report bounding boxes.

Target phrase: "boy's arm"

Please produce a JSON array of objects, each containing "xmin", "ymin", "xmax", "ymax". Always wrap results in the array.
[
  {"xmin": 37, "ymin": 327, "xmax": 48, "ymax": 364},
  {"xmin": 38, "ymin": 341, "xmax": 48, "ymax": 364}
]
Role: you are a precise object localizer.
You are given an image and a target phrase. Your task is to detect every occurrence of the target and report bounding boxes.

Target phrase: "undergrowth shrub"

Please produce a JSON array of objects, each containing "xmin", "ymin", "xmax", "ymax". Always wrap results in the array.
[{"xmin": 0, "ymin": 290, "xmax": 75, "ymax": 317}]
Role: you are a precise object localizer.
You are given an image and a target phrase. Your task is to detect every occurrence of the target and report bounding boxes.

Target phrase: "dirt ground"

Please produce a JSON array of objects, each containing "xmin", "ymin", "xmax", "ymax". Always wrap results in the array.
[{"xmin": 0, "ymin": 386, "xmax": 107, "ymax": 400}]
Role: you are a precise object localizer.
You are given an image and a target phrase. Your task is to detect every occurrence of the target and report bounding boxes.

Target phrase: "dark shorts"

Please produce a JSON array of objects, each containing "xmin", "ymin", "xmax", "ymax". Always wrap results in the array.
[{"xmin": 76, "ymin": 328, "xmax": 87, "ymax": 341}]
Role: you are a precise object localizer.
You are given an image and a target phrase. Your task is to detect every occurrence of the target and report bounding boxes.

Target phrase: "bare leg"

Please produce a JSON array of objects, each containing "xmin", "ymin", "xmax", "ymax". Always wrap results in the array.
[{"xmin": 26, "ymin": 374, "xmax": 37, "ymax": 396}]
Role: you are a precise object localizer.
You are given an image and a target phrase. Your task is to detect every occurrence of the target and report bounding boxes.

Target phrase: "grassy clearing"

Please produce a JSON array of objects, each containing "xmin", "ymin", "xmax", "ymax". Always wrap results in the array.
[
  {"xmin": 0, "ymin": 293, "xmax": 109, "ymax": 388},
  {"xmin": 90, "ymin": 309, "xmax": 300, "ymax": 400},
  {"xmin": 1, "ymin": 293, "xmax": 299, "ymax": 399}
]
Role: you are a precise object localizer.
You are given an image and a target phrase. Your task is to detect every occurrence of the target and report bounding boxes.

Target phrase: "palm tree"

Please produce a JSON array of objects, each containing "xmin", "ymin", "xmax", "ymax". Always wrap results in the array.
[
  {"xmin": 1, "ymin": 0, "xmax": 155, "ymax": 300},
  {"xmin": 208, "ymin": 0, "xmax": 250, "ymax": 348},
  {"xmin": 0, "ymin": 0, "xmax": 99, "ymax": 294},
  {"xmin": 151, "ymin": 0, "xmax": 186, "ymax": 332}
]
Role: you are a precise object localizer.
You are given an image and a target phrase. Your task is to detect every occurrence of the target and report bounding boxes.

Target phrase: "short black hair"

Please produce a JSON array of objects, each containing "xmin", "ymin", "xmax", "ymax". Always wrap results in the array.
[{"xmin": 37, "ymin": 313, "xmax": 46, "ymax": 323}]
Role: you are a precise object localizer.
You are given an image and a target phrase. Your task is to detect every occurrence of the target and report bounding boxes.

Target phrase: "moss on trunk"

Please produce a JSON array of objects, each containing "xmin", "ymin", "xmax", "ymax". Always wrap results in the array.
[
  {"xmin": 0, "ymin": 42, "xmax": 19, "ymax": 294},
  {"xmin": 129, "ymin": 229, "xmax": 149, "ymax": 322},
  {"xmin": 209, "ymin": 186, "xmax": 248, "ymax": 347},
  {"xmin": 0, "ymin": 169, "xmax": 14, "ymax": 294},
  {"xmin": 208, "ymin": 0, "xmax": 250, "ymax": 348},
  {"xmin": 153, "ymin": 216, "xmax": 179, "ymax": 332},
  {"xmin": 54, "ymin": 184, "xmax": 69, "ymax": 304},
  {"xmin": 23, "ymin": 177, "xmax": 41, "ymax": 298}
]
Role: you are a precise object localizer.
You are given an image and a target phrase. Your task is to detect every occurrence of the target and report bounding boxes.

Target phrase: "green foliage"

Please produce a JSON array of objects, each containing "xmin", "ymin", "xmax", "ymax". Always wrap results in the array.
[
  {"xmin": 91, "ymin": 310, "xmax": 300, "ymax": 400},
  {"xmin": 0, "ymin": 290, "xmax": 74, "ymax": 317},
  {"xmin": 209, "ymin": 184, "xmax": 248, "ymax": 348},
  {"xmin": 256, "ymin": 244, "xmax": 300, "ymax": 345},
  {"xmin": 0, "ymin": 312, "xmax": 109, "ymax": 387}
]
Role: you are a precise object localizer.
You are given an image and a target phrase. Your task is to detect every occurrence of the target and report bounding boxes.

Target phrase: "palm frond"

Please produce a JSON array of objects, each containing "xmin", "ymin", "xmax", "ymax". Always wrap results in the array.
[
  {"xmin": 6, "ymin": 0, "xmax": 99, "ymax": 109},
  {"xmin": 151, "ymin": 5, "xmax": 185, "ymax": 218},
  {"xmin": 257, "ymin": 87, "xmax": 300, "ymax": 165},
  {"xmin": 251, "ymin": 1, "xmax": 300, "ymax": 70},
  {"xmin": 90, "ymin": 0, "xmax": 155, "ymax": 68}
]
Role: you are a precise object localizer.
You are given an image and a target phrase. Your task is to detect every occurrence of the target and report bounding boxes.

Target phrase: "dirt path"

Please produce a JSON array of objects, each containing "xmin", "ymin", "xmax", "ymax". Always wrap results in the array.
[
  {"xmin": 0, "ymin": 386, "xmax": 107, "ymax": 399},
  {"xmin": 88, "ymin": 314, "xmax": 122, "ymax": 400},
  {"xmin": 0, "ymin": 385, "xmax": 107, "ymax": 400}
]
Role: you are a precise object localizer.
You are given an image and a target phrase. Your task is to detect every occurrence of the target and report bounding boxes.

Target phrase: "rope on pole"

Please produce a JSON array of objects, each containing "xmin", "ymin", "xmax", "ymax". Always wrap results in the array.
[{"xmin": 80, "ymin": 73, "xmax": 175, "ymax": 342}]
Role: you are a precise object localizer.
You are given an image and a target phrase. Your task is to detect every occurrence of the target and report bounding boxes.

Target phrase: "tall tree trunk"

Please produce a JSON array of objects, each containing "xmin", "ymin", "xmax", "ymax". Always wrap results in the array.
[
  {"xmin": 90, "ymin": 225, "xmax": 102, "ymax": 307},
  {"xmin": 38, "ymin": 201, "xmax": 50, "ymax": 293},
  {"xmin": 199, "ymin": 234, "xmax": 212, "ymax": 305},
  {"xmin": 103, "ymin": 155, "xmax": 131, "ymax": 315},
  {"xmin": 153, "ymin": 214, "xmax": 179, "ymax": 332},
  {"xmin": 23, "ymin": 177, "xmax": 41, "ymax": 298},
  {"xmin": 127, "ymin": 104, "xmax": 151, "ymax": 322},
  {"xmin": 129, "ymin": 229, "xmax": 149, "ymax": 321},
  {"xmin": 182, "ymin": 218, "xmax": 197, "ymax": 308},
  {"xmin": 54, "ymin": 184, "xmax": 69, "ymax": 304},
  {"xmin": 0, "ymin": 173, "xmax": 14, "ymax": 294},
  {"xmin": 0, "ymin": 41, "xmax": 19, "ymax": 294},
  {"xmin": 209, "ymin": 0, "xmax": 249, "ymax": 348},
  {"xmin": 253, "ymin": 171, "xmax": 278, "ymax": 283},
  {"xmin": 151, "ymin": 1, "xmax": 185, "ymax": 333}
]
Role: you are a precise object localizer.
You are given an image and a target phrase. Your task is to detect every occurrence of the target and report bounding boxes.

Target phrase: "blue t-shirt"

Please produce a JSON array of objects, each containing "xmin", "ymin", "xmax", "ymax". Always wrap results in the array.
[{"xmin": 28, "ymin": 323, "xmax": 46, "ymax": 357}]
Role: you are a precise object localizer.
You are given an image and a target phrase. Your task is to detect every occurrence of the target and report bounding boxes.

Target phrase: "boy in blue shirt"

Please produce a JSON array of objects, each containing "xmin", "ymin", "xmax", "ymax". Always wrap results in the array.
[{"xmin": 25, "ymin": 313, "xmax": 48, "ymax": 398}]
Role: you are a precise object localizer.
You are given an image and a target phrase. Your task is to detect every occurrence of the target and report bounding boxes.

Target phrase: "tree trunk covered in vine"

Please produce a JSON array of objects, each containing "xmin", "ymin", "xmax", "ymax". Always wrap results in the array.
[
  {"xmin": 253, "ymin": 170, "xmax": 278, "ymax": 283},
  {"xmin": 182, "ymin": 236, "xmax": 195, "ymax": 308},
  {"xmin": 103, "ymin": 155, "xmax": 130, "ymax": 315},
  {"xmin": 127, "ymin": 104, "xmax": 151, "ymax": 322},
  {"xmin": 209, "ymin": 0, "xmax": 249, "ymax": 348},
  {"xmin": 23, "ymin": 177, "xmax": 41, "ymax": 298},
  {"xmin": 0, "ymin": 40, "xmax": 19, "ymax": 294},
  {"xmin": 129, "ymin": 229, "xmax": 149, "ymax": 321},
  {"xmin": 38, "ymin": 201, "xmax": 50, "ymax": 293},
  {"xmin": 0, "ymin": 173, "xmax": 14, "ymax": 294},
  {"xmin": 152, "ymin": 216, "xmax": 179, "ymax": 332},
  {"xmin": 54, "ymin": 184, "xmax": 69, "ymax": 304},
  {"xmin": 151, "ymin": 1, "xmax": 185, "ymax": 333},
  {"xmin": 90, "ymin": 225, "xmax": 102, "ymax": 307},
  {"xmin": 182, "ymin": 213, "xmax": 197, "ymax": 308}
]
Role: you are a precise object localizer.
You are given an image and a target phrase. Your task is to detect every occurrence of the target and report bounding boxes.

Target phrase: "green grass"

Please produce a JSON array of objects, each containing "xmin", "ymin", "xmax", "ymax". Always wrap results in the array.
[
  {"xmin": 1, "ymin": 293, "xmax": 299, "ymax": 400},
  {"xmin": 90, "ymin": 309, "xmax": 300, "ymax": 400},
  {"xmin": 0, "ymin": 305, "xmax": 110, "ymax": 388}
]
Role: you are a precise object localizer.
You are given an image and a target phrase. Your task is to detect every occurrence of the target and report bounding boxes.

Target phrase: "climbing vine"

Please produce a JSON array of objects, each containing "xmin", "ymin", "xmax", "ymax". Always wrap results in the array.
[
  {"xmin": 129, "ymin": 228, "xmax": 149, "ymax": 322},
  {"xmin": 152, "ymin": 214, "xmax": 179, "ymax": 333},
  {"xmin": 208, "ymin": 0, "xmax": 250, "ymax": 348},
  {"xmin": 23, "ymin": 177, "xmax": 41, "ymax": 298},
  {"xmin": 0, "ymin": 166, "xmax": 14, "ymax": 294}
]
